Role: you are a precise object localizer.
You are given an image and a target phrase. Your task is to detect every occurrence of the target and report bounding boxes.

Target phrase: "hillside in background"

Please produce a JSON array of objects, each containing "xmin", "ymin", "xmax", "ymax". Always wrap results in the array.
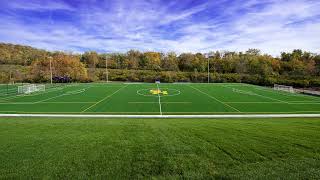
[{"xmin": 1, "ymin": 43, "xmax": 320, "ymax": 87}]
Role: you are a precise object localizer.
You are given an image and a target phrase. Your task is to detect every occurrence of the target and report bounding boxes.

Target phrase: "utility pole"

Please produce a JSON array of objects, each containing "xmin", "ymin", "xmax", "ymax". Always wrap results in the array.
[
  {"xmin": 105, "ymin": 55, "xmax": 109, "ymax": 83},
  {"xmin": 49, "ymin": 56, "xmax": 53, "ymax": 84}
]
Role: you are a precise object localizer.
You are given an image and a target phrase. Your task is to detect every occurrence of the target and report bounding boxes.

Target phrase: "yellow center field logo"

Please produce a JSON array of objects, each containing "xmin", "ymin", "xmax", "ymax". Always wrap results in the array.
[{"xmin": 150, "ymin": 89, "xmax": 168, "ymax": 95}]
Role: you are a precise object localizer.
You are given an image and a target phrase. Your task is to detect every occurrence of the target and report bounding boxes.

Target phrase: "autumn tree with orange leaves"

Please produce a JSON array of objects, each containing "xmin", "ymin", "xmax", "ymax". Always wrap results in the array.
[{"xmin": 30, "ymin": 52, "xmax": 88, "ymax": 82}]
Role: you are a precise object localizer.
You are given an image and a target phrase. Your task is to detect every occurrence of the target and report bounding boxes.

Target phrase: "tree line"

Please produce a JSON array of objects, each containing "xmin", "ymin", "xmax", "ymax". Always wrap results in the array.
[{"xmin": 0, "ymin": 43, "xmax": 320, "ymax": 87}]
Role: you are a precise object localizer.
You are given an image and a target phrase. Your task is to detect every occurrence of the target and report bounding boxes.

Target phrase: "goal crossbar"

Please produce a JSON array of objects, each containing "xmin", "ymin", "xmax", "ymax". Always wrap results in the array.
[
  {"xmin": 18, "ymin": 84, "xmax": 45, "ymax": 94},
  {"xmin": 274, "ymin": 84, "xmax": 294, "ymax": 93}
]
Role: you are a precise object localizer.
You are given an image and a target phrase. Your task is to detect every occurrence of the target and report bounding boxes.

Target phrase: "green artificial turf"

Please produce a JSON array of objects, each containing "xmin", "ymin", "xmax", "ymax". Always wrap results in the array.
[
  {"xmin": 0, "ymin": 117, "xmax": 319, "ymax": 179},
  {"xmin": 0, "ymin": 83, "xmax": 320, "ymax": 114}
]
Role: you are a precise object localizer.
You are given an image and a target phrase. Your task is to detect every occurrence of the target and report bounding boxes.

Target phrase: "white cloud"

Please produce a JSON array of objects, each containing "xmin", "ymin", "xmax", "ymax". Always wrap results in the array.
[
  {"xmin": 0, "ymin": 0, "xmax": 319, "ymax": 56},
  {"xmin": 7, "ymin": 0, "xmax": 74, "ymax": 11}
]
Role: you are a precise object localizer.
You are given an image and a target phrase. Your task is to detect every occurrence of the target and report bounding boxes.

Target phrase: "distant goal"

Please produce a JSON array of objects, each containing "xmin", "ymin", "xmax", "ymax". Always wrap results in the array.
[
  {"xmin": 18, "ymin": 84, "xmax": 45, "ymax": 94},
  {"xmin": 274, "ymin": 84, "xmax": 294, "ymax": 93}
]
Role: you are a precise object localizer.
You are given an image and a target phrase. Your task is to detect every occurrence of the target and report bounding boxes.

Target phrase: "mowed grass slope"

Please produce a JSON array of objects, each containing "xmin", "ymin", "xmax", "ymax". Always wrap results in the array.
[
  {"xmin": 0, "ymin": 117, "xmax": 319, "ymax": 179},
  {"xmin": 1, "ymin": 83, "xmax": 320, "ymax": 114}
]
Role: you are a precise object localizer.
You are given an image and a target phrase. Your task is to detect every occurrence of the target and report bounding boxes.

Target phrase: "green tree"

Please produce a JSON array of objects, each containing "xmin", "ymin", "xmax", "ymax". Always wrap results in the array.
[
  {"xmin": 161, "ymin": 52, "xmax": 179, "ymax": 71},
  {"xmin": 178, "ymin": 53, "xmax": 195, "ymax": 71},
  {"xmin": 143, "ymin": 52, "xmax": 161, "ymax": 70},
  {"xmin": 82, "ymin": 51, "xmax": 99, "ymax": 68},
  {"xmin": 127, "ymin": 50, "xmax": 140, "ymax": 69}
]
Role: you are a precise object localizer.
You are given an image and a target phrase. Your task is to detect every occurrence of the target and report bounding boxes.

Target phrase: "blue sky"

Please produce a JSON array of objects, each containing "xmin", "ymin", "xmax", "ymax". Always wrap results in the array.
[{"xmin": 0, "ymin": 0, "xmax": 319, "ymax": 56}]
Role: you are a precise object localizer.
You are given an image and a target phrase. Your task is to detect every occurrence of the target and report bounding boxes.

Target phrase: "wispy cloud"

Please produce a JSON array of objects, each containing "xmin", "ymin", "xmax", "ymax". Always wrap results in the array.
[
  {"xmin": 0, "ymin": 0, "xmax": 319, "ymax": 55},
  {"xmin": 6, "ymin": 0, "xmax": 74, "ymax": 11}
]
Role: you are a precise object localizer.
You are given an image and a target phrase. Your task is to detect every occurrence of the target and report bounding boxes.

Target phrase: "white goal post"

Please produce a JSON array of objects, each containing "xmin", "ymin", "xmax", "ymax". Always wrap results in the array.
[
  {"xmin": 274, "ymin": 84, "xmax": 294, "ymax": 93},
  {"xmin": 18, "ymin": 84, "xmax": 45, "ymax": 94}
]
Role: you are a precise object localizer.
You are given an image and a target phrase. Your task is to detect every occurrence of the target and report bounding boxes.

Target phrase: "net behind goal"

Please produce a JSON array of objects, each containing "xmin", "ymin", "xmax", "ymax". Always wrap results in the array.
[
  {"xmin": 274, "ymin": 84, "xmax": 294, "ymax": 93},
  {"xmin": 18, "ymin": 84, "xmax": 45, "ymax": 94}
]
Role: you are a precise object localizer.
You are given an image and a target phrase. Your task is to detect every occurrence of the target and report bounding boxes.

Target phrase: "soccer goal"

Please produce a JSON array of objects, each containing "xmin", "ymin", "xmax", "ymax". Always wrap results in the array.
[
  {"xmin": 274, "ymin": 84, "xmax": 295, "ymax": 93},
  {"xmin": 18, "ymin": 84, "xmax": 46, "ymax": 94}
]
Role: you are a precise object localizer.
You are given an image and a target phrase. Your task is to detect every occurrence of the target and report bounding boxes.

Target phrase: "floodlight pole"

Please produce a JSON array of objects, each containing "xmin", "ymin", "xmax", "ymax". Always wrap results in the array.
[
  {"xmin": 105, "ymin": 55, "xmax": 109, "ymax": 83},
  {"xmin": 207, "ymin": 58, "xmax": 210, "ymax": 83},
  {"xmin": 49, "ymin": 56, "xmax": 53, "ymax": 84},
  {"xmin": 9, "ymin": 70, "xmax": 12, "ymax": 84}
]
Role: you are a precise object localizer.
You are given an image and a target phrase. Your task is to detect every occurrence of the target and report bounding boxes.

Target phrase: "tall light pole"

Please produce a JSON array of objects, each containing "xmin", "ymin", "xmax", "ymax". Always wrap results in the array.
[
  {"xmin": 207, "ymin": 57, "xmax": 210, "ymax": 83},
  {"xmin": 9, "ymin": 70, "xmax": 12, "ymax": 84},
  {"xmin": 49, "ymin": 56, "xmax": 53, "ymax": 84},
  {"xmin": 105, "ymin": 55, "xmax": 109, "ymax": 83}
]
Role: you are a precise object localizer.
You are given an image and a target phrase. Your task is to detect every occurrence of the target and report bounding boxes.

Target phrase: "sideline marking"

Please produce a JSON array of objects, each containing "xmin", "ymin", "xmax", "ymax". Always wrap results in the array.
[
  {"xmin": 2, "ymin": 113, "xmax": 320, "ymax": 118},
  {"xmin": 81, "ymin": 85, "xmax": 128, "ymax": 112},
  {"xmin": 226, "ymin": 101, "xmax": 320, "ymax": 105},
  {"xmin": 128, "ymin": 102, "xmax": 191, "ymax": 104},
  {"xmin": 226, "ymin": 101, "xmax": 284, "ymax": 104},
  {"xmin": 157, "ymin": 84, "xmax": 162, "ymax": 115},
  {"xmin": 0, "ymin": 102, "xmax": 95, "ymax": 105},
  {"xmin": 1, "ymin": 110, "xmax": 320, "ymax": 114},
  {"xmin": 188, "ymin": 85, "xmax": 241, "ymax": 112}
]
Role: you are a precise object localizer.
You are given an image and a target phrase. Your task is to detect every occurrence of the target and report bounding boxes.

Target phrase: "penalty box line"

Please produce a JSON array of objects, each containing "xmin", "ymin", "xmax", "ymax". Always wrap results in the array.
[
  {"xmin": 81, "ymin": 85, "xmax": 128, "ymax": 112},
  {"xmin": 188, "ymin": 85, "xmax": 241, "ymax": 112}
]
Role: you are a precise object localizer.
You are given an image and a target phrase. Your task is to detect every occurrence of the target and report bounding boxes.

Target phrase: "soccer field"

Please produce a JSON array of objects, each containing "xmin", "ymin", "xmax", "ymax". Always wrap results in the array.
[{"xmin": 1, "ymin": 83, "xmax": 320, "ymax": 114}]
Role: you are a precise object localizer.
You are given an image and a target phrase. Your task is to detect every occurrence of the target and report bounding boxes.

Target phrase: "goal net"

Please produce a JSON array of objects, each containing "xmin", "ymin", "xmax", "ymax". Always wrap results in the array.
[
  {"xmin": 18, "ymin": 84, "xmax": 45, "ymax": 94},
  {"xmin": 274, "ymin": 84, "xmax": 294, "ymax": 93}
]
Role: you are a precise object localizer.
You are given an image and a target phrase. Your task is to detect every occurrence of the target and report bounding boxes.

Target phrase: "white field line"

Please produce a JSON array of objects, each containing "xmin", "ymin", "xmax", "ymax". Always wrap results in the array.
[
  {"xmin": 289, "ymin": 101, "xmax": 320, "ymax": 103},
  {"xmin": 188, "ymin": 85, "xmax": 241, "ymax": 112},
  {"xmin": 0, "ymin": 85, "xmax": 69, "ymax": 101},
  {"xmin": 2, "ymin": 111, "xmax": 320, "ymax": 114},
  {"xmin": 0, "ymin": 95, "xmax": 25, "ymax": 101},
  {"xmin": 226, "ymin": 86, "xmax": 288, "ymax": 104},
  {"xmin": 226, "ymin": 101, "xmax": 320, "ymax": 105},
  {"xmin": 226, "ymin": 101, "xmax": 284, "ymax": 104},
  {"xmin": 242, "ymin": 92, "xmax": 287, "ymax": 103},
  {"xmin": 2, "ymin": 114, "xmax": 320, "ymax": 119},
  {"xmin": 156, "ymin": 84, "xmax": 162, "ymax": 115},
  {"xmin": 0, "ymin": 88, "xmax": 17, "ymax": 94},
  {"xmin": 128, "ymin": 102, "xmax": 157, "ymax": 104},
  {"xmin": 225, "ymin": 85, "xmax": 320, "ymax": 104},
  {"xmin": 35, "ymin": 87, "xmax": 91, "ymax": 104},
  {"xmin": 255, "ymin": 86, "xmax": 319, "ymax": 100},
  {"xmin": 128, "ymin": 102, "xmax": 191, "ymax": 104},
  {"xmin": 123, "ymin": 82, "xmax": 146, "ymax": 84},
  {"xmin": 3, "ymin": 86, "xmax": 90, "ymax": 105},
  {"xmin": 36, "ymin": 94, "xmax": 66, "ymax": 103},
  {"xmin": 0, "ymin": 102, "xmax": 96, "ymax": 105},
  {"xmin": 0, "ymin": 98, "xmax": 9, "ymax": 103},
  {"xmin": 0, "ymin": 89, "xmax": 61, "ymax": 102},
  {"xmin": 81, "ymin": 85, "xmax": 128, "ymax": 112},
  {"xmin": 39, "ymin": 102, "xmax": 96, "ymax": 104}
]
